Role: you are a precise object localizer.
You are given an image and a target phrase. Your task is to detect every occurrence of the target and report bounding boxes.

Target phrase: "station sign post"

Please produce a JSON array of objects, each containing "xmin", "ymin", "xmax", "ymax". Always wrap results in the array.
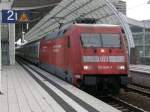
[
  {"xmin": 0, "ymin": 23, "xmax": 1, "ymax": 94},
  {"xmin": 0, "ymin": 10, "xmax": 31, "ymax": 94},
  {"xmin": 2, "ymin": 10, "xmax": 31, "ymax": 23}
]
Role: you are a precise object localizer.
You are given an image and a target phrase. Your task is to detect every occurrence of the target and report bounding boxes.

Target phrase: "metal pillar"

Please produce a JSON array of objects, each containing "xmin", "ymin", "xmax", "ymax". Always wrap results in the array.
[
  {"xmin": 143, "ymin": 21, "xmax": 146, "ymax": 58},
  {"xmin": 0, "ymin": 23, "xmax": 2, "ymax": 94},
  {"xmin": 9, "ymin": 24, "xmax": 15, "ymax": 65},
  {"xmin": 0, "ymin": 0, "xmax": 13, "ymax": 94},
  {"xmin": 21, "ymin": 23, "xmax": 25, "ymax": 43}
]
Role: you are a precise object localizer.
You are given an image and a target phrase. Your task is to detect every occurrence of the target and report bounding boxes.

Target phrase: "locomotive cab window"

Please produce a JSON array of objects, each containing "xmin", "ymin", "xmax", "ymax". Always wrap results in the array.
[
  {"xmin": 81, "ymin": 33, "xmax": 121, "ymax": 48},
  {"xmin": 81, "ymin": 33, "xmax": 102, "ymax": 48},
  {"xmin": 101, "ymin": 34, "xmax": 121, "ymax": 48}
]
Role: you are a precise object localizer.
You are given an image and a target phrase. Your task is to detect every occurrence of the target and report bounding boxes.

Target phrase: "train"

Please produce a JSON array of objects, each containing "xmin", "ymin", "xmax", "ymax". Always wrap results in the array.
[{"xmin": 16, "ymin": 23, "xmax": 128, "ymax": 95}]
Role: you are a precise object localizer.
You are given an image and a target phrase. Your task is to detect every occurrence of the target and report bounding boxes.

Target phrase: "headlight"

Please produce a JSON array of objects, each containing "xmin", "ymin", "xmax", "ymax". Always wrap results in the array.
[
  {"xmin": 83, "ymin": 66, "xmax": 89, "ymax": 70},
  {"xmin": 101, "ymin": 49, "xmax": 105, "ymax": 53},
  {"xmin": 118, "ymin": 65, "xmax": 125, "ymax": 70}
]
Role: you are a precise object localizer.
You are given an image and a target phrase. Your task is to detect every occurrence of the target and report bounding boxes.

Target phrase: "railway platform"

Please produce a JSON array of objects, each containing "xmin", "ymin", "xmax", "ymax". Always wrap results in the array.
[
  {"xmin": 129, "ymin": 64, "xmax": 150, "ymax": 88},
  {"xmin": 0, "ymin": 62, "xmax": 120, "ymax": 112},
  {"xmin": 130, "ymin": 64, "xmax": 150, "ymax": 73}
]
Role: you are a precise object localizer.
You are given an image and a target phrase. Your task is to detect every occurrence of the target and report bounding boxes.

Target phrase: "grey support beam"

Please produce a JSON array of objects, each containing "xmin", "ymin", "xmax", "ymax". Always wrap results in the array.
[
  {"xmin": 12, "ymin": 3, "xmax": 59, "ymax": 10},
  {"xmin": 0, "ymin": 8, "xmax": 2, "ymax": 94},
  {"xmin": 0, "ymin": 23, "xmax": 2, "ymax": 94},
  {"xmin": 0, "ymin": 0, "xmax": 14, "ymax": 94},
  {"xmin": 9, "ymin": 24, "xmax": 15, "ymax": 65}
]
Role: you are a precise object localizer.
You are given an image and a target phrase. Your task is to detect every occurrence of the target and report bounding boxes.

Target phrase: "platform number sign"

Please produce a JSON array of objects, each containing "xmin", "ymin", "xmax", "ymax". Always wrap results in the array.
[
  {"xmin": 2, "ymin": 10, "xmax": 31, "ymax": 23},
  {"xmin": 6, "ymin": 10, "xmax": 18, "ymax": 22}
]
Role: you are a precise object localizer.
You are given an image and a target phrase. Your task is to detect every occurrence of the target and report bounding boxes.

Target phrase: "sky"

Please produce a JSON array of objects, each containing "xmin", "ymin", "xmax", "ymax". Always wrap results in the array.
[{"xmin": 122, "ymin": 0, "xmax": 150, "ymax": 20}]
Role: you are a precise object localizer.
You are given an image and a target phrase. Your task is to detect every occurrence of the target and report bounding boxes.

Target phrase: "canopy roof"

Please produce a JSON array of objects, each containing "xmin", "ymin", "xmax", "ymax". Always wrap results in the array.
[
  {"xmin": 12, "ymin": 0, "xmax": 61, "ymax": 9},
  {"xmin": 24, "ymin": 0, "xmax": 134, "ymax": 48}
]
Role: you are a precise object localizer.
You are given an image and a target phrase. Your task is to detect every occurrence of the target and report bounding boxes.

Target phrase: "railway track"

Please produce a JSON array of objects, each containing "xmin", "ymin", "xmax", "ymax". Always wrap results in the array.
[
  {"xmin": 104, "ymin": 97, "xmax": 144, "ymax": 112},
  {"xmin": 18, "ymin": 59, "xmax": 146, "ymax": 112},
  {"xmin": 126, "ymin": 84, "xmax": 150, "ymax": 97},
  {"xmin": 116, "ymin": 84, "xmax": 150, "ymax": 112},
  {"xmin": 86, "ymin": 84, "xmax": 149, "ymax": 111},
  {"xmin": 97, "ymin": 96, "xmax": 145, "ymax": 112},
  {"xmin": 130, "ymin": 83, "xmax": 150, "ymax": 90}
]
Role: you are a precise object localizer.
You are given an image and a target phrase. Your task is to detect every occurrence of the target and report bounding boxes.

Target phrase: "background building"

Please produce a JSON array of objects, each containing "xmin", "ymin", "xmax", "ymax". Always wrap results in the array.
[{"xmin": 128, "ymin": 18, "xmax": 150, "ymax": 64}]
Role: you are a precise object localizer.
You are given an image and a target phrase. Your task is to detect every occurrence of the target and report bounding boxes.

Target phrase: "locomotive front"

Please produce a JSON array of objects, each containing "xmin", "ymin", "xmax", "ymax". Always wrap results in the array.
[{"xmin": 74, "ymin": 25, "xmax": 128, "ymax": 95}]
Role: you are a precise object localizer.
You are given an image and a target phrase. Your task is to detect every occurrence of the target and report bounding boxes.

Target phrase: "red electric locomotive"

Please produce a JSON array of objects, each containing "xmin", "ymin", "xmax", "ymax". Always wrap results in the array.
[{"xmin": 17, "ymin": 23, "xmax": 128, "ymax": 95}]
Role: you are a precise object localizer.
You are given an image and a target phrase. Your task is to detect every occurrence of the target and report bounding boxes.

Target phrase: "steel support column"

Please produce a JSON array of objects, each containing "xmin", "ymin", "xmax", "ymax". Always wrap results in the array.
[
  {"xmin": 0, "ymin": 22, "xmax": 2, "ymax": 94},
  {"xmin": 9, "ymin": 24, "xmax": 15, "ymax": 65}
]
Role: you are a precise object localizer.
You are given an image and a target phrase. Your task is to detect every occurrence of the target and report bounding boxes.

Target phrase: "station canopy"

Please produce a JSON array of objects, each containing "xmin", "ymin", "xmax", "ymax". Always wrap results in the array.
[
  {"xmin": 12, "ymin": 0, "xmax": 61, "ymax": 9},
  {"xmin": 24, "ymin": 0, "xmax": 135, "ymax": 48}
]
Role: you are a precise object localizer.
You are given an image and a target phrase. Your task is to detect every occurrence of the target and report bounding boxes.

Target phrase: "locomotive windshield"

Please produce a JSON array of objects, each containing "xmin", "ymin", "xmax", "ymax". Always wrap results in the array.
[
  {"xmin": 81, "ymin": 33, "xmax": 120, "ymax": 48},
  {"xmin": 81, "ymin": 33, "xmax": 102, "ymax": 47}
]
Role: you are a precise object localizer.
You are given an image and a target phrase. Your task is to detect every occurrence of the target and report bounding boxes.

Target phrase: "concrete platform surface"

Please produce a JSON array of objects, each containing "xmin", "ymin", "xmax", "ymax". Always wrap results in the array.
[
  {"xmin": 0, "ymin": 63, "xmax": 120, "ymax": 112},
  {"xmin": 130, "ymin": 64, "xmax": 150, "ymax": 73},
  {"xmin": 130, "ymin": 64, "xmax": 150, "ymax": 88}
]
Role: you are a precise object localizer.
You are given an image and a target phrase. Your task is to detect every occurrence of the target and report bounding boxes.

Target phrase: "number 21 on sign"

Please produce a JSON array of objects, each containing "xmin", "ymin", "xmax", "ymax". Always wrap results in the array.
[{"xmin": 7, "ymin": 10, "xmax": 18, "ymax": 21}]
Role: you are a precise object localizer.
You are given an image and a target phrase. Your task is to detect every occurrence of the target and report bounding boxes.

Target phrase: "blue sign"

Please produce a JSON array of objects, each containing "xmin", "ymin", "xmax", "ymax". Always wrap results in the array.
[{"xmin": 2, "ymin": 10, "xmax": 31, "ymax": 23}]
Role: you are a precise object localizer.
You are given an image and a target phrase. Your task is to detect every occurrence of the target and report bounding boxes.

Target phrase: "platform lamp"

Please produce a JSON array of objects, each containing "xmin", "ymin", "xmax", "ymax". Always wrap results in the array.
[
  {"xmin": 21, "ymin": 31, "xmax": 25, "ymax": 43},
  {"xmin": 21, "ymin": 22, "xmax": 28, "ymax": 43}
]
